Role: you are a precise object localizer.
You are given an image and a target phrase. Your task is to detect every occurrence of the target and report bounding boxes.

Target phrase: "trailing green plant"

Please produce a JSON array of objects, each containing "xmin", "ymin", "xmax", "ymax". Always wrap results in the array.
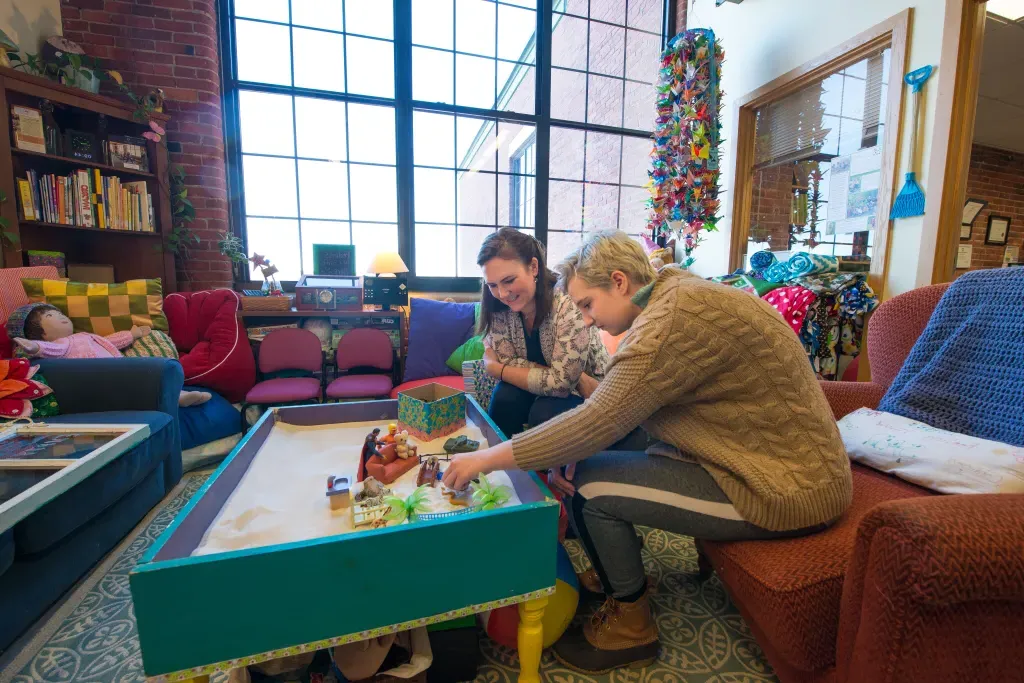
[
  {"xmin": 166, "ymin": 165, "xmax": 199, "ymax": 262},
  {"xmin": 8, "ymin": 51, "xmax": 104, "ymax": 88},
  {"xmin": 218, "ymin": 231, "xmax": 248, "ymax": 264},
  {"xmin": 0, "ymin": 190, "xmax": 19, "ymax": 248},
  {"xmin": 383, "ymin": 485, "xmax": 433, "ymax": 523}
]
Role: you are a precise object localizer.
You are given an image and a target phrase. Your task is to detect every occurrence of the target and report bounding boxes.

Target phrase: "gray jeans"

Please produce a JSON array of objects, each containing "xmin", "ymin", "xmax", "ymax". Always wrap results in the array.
[{"xmin": 566, "ymin": 451, "xmax": 825, "ymax": 600}]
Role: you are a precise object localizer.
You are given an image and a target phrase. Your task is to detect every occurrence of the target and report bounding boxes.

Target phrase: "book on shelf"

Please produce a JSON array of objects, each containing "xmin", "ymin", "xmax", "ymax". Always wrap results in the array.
[
  {"xmin": 20, "ymin": 168, "xmax": 155, "ymax": 232},
  {"xmin": 11, "ymin": 106, "xmax": 46, "ymax": 154}
]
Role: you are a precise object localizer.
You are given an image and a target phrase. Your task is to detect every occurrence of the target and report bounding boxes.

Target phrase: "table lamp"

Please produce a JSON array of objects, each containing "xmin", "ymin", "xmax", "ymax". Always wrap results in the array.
[{"xmin": 364, "ymin": 252, "xmax": 409, "ymax": 310}]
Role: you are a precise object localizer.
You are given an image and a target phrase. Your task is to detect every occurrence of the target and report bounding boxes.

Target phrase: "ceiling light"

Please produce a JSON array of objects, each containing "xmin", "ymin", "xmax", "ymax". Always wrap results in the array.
[{"xmin": 987, "ymin": 0, "xmax": 1024, "ymax": 20}]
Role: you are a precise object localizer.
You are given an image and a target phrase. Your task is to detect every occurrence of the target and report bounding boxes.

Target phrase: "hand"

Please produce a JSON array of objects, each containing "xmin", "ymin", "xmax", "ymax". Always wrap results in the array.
[
  {"xmin": 484, "ymin": 357, "xmax": 504, "ymax": 380},
  {"xmin": 14, "ymin": 338, "xmax": 40, "ymax": 356},
  {"xmin": 577, "ymin": 373, "xmax": 599, "ymax": 399},
  {"xmin": 442, "ymin": 452, "xmax": 489, "ymax": 491},
  {"xmin": 548, "ymin": 462, "xmax": 576, "ymax": 497},
  {"xmin": 483, "ymin": 347, "xmax": 498, "ymax": 363},
  {"xmin": 131, "ymin": 325, "xmax": 152, "ymax": 339}
]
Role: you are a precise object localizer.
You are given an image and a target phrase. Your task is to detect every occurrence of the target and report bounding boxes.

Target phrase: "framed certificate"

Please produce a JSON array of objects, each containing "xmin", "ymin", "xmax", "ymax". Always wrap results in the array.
[
  {"xmin": 956, "ymin": 244, "xmax": 973, "ymax": 270},
  {"xmin": 985, "ymin": 215, "xmax": 1011, "ymax": 246}
]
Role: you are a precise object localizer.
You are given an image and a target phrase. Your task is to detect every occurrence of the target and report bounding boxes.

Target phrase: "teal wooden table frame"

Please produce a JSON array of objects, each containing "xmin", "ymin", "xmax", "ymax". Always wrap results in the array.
[{"xmin": 131, "ymin": 398, "xmax": 560, "ymax": 683}]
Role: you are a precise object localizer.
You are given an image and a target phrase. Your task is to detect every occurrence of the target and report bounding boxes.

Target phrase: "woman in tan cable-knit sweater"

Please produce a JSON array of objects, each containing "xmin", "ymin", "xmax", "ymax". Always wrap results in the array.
[{"xmin": 442, "ymin": 231, "xmax": 852, "ymax": 674}]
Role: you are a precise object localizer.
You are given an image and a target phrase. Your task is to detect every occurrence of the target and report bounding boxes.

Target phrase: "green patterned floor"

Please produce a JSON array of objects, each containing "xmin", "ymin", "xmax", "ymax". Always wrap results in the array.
[{"xmin": 2, "ymin": 472, "xmax": 777, "ymax": 683}]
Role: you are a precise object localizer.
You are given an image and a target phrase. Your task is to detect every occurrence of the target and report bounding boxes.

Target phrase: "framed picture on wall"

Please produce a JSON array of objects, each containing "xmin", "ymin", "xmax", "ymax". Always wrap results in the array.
[{"xmin": 985, "ymin": 215, "xmax": 1011, "ymax": 246}]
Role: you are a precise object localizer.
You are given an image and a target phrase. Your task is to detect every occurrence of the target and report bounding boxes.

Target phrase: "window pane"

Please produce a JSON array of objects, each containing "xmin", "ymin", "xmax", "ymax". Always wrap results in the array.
[
  {"xmin": 295, "ymin": 97, "xmax": 346, "ymax": 160},
  {"xmin": 416, "ymin": 224, "xmax": 457, "ymax": 276},
  {"xmin": 552, "ymin": 14, "xmax": 587, "ymax": 70},
  {"xmin": 247, "ymin": 218, "xmax": 300, "ymax": 280},
  {"xmin": 457, "ymin": 116, "xmax": 495, "ymax": 171},
  {"xmin": 458, "ymin": 170, "xmax": 496, "ymax": 225},
  {"xmin": 588, "ymin": 74, "xmax": 623, "ymax": 127},
  {"xmin": 293, "ymin": 28, "xmax": 345, "ymax": 92},
  {"xmin": 348, "ymin": 104, "xmax": 396, "ymax": 164},
  {"xmin": 589, "ymin": 23, "xmax": 624, "ymax": 78},
  {"xmin": 590, "ymin": 0, "xmax": 625, "ymax": 24},
  {"xmin": 412, "ymin": 48, "xmax": 454, "ymax": 104},
  {"xmin": 346, "ymin": 0, "xmax": 393, "ymax": 39},
  {"xmin": 550, "ymin": 127, "xmax": 584, "ymax": 180},
  {"xmin": 236, "ymin": 20, "xmax": 291, "ymax": 85},
  {"xmin": 618, "ymin": 186, "xmax": 649, "ymax": 233},
  {"xmin": 414, "ymin": 111, "xmax": 455, "ymax": 167},
  {"xmin": 547, "ymin": 231, "xmax": 583, "ymax": 266},
  {"xmin": 627, "ymin": 0, "xmax": 663, "ymax": 31},
  {"xmin": 457, "ymin": 225, "xmax": 493, "ymax": 276},
  {"xmin": 298, "ymin": 160, "xmax": 349, "ymax": 219},
  {"xmin": 551, "ymin": 68, "xmax": 586, "ymax": 121},
  {"xmin": 499, "ymin": 63, "xmax": 534, "ymax": 115},
  {"xmin": 549, "ymin": 180, "xmax": 583, "ymax": 231},
  {"xmin": 624, "ymin": 80, "xmax": 655, "ymax": 130},
  {"xmin": 584, "ymin": 132, "xmax": 621, "ymax": 184},
  {"xmin": 347, "ymin": 37, "xmax": 395, "ymax": 98},
  {"xmin": 353, "ymin": 223, "xmax": 398, "ymax": 275},
  {"xmin": 415, "ymin": 168, "xmax": 456, "ymax": 222},
  {"xmin": 456, "ymin": 54, "xmax": 495, "ymax": 109},
  {"xmin": 498, "ymin": 121, "xmax": 536, "ymax": 173},
  {"xmin": 583, "ymin": 182, "xmax": 618, "ymax": 231},
  {"xmin": 301, "ymin": 220, "xmax": 350, "ymax": 275},
  {"xmin": 620, "ymin": 135, "xmax": 651, "ymax": 186},
  {"xmin": 625, "ymin": 29, "xmax": 660, "ymax": 82},
  {"xmin": 243, "ymin": 155, "xmax": 297, "ymax": 216},
  {"xmin": 350, "ymin": 164, "xmax": 397, "ymax": 221},
  {"xmin": 498, "ymin": 4, "xmax": 536, "ymax": 63},
  {"xmin": 455, "ymin": 0, "xmax": 496, "ymax": 57},
  {"xmin": 291, "ymin": 0, "xmax": 343, "ymax": 31},
  {"xmin": 235, "ymin": 0, "xmax": 288, "ymax": 22},
  {"xmin": 841, "ymin": 75, "xmax": 866, "ymax": 119},
  {"xmin": 239, "ymin": 91, "xmax": 294, "ymax": 156},
  {"xmin": 412, "ymin": 0, "xmax": 453, "ymax": 49}
]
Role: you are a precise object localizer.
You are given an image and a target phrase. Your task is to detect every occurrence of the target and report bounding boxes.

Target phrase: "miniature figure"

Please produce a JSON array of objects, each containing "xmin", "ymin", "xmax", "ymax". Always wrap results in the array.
[
  {"xmin": 417, "ymin": 456, "xmax": 440, "ymax": 487},
  {"xmin": 326, "ymin": 475, "xmax": 352, "ymax": 510},
  {"xmin": 394, "ymin": 430, "xmax": 417, "ymax": 459},
  {"xmin": 442, "ymin": 485, "xmax": 474, "ymax": 507},
  {"xmin": 443, "ymin": 435, "xmax": 479, "ymax": 455},
  {"xmin": 352, "ymin": 476, "xmax": 389, "ymax": 505},
  {"xmin": 381, "ymin": 423, "xmax": 398, "ymax": 445},
  {"xmin": 358, "ymin": 428, "xmax": 385, "ymax": 480}
]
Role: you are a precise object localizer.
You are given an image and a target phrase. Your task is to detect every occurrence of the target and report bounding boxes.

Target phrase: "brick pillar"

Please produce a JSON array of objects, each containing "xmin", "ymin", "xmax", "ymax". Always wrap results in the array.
[
  {"xmin": 676, "ymin": 0, "xmax": 687, "ymax": 32},
  {"xmin": 61, "ymin": 0, "xmax": 233, "ymax": 291}
]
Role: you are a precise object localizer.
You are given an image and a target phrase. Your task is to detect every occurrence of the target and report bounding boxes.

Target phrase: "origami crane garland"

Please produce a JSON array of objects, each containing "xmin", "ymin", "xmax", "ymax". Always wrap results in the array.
[{"xmin": 646, "ymin": 29, "xmax": 725, "ymax": 267}]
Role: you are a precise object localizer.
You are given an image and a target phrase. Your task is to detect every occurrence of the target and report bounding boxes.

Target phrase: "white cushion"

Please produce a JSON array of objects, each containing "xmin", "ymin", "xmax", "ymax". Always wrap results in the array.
[{"xmin": 838, "ymin": 408, "xmax": 1024, "ymax": 494}]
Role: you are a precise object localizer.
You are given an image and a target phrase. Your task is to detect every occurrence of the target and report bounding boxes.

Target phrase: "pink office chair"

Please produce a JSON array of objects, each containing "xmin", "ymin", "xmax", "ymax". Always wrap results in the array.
[
  {"xmin": 243, "ymin": 328, "xmax": 324, "ymax": 422},
  {"xmin": 325, "ymin": 328, "xmax": 394, "ymax": 400}
]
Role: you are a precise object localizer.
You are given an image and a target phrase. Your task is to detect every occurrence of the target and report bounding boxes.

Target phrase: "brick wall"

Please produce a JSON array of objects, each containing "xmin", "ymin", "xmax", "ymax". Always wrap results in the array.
[
  {"xmin": 61, "ymin": 0, "xmax": 233, "ymax": 291},
  {"xmin": 960, "ymin": 144, "xmax": 1024, "ymax": 272}
]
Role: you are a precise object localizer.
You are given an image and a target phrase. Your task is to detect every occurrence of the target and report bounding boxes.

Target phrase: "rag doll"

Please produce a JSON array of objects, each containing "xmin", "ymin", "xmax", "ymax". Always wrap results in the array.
[{"xmin": 9, "ymin": 303, "xmax": 210, "ymax": 408}]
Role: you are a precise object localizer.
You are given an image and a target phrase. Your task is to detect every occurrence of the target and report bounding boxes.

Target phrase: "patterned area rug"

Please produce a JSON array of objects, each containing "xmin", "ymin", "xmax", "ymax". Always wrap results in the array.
[{"xmin": 2, "ymin": 472, "xmax": 778, "ymax": 683}]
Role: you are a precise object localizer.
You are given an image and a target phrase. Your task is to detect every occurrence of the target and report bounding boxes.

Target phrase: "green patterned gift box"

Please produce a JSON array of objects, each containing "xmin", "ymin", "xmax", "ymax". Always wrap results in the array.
[{"xmin": 398, "ymin": 383, "xmax": 467, "ymax": 441}]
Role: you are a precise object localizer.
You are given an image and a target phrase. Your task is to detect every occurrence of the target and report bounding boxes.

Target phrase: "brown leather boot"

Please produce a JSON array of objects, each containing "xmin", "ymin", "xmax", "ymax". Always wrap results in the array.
[{"xmin": 552, "ymin": 594, "xmax": 659, "ymax": 673}]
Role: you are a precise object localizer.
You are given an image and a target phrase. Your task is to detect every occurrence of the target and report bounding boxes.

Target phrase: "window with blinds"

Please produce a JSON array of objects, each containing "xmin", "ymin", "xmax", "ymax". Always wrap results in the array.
[{"xmin": 746, "ymin": 46, "xmax": 890, "ymax": 263}]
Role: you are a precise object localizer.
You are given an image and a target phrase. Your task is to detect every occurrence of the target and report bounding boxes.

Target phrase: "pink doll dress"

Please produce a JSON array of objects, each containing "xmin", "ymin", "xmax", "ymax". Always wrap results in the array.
[{"xmin": 32, "ymin": 331, "xmax": 136, "ymax": 359}]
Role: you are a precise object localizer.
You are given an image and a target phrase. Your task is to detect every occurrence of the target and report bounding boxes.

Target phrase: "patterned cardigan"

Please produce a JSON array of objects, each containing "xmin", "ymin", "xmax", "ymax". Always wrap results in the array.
[{"xmin": 483, "ymin": 290, "xmax": 609, "ymax": 397}]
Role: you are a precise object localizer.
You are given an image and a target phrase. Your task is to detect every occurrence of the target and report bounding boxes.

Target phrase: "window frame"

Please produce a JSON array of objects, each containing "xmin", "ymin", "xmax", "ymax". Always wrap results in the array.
[{"xmin": 219, "ymin": 0, "xmax": 675, "ymax": 291}]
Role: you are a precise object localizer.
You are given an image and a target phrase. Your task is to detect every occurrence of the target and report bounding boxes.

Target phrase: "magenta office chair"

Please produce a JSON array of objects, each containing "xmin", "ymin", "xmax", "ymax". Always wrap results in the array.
[
  {"xmin": 243, "ymin": 328, "xmax": 324, "ymax": 425},
  {"xmin": 325, "ymin": 328, "xmax": 395, "ymax": 400}
]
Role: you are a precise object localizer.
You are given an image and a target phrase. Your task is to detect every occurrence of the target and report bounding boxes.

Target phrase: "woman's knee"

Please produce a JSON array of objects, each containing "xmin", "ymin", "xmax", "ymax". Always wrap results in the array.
[
  {"xmin": 528, "ymin": 395, "xmax": 583, "ymax": 427},
  {"xmin": 488, "ymin": 382, "xmax": 532, "ymax": 413}
]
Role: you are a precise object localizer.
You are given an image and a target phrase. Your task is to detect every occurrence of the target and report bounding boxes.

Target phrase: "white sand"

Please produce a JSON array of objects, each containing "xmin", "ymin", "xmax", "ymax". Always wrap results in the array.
[{"xmin": 192, "ymin": 418, "xmax": 521, "ymax": 556}]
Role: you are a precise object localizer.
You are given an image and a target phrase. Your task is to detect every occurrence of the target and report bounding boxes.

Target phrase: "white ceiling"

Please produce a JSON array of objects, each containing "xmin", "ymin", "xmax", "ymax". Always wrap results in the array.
[{"xmin": 975, "ymin": 13, "xmax": 1024, "ymax": 153}]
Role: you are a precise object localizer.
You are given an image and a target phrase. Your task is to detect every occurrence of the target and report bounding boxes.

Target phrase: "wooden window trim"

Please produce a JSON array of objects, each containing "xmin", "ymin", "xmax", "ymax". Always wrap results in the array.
[{"xmin": 727, "ymin": 9, "xmax": 911, "ymax": 298}]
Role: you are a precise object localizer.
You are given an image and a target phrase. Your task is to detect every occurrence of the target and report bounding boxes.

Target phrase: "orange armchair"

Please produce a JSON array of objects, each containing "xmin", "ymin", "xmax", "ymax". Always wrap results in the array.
[{"xmin": 700, "ymin": 283, "xmax": 1024, "ymax": 683}]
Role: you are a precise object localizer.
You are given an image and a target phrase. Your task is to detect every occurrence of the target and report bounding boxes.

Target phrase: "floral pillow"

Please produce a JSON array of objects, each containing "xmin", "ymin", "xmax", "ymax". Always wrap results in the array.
[{"xmin": 0, "ymin": 359, "xmax": 58, "ymax": 420}]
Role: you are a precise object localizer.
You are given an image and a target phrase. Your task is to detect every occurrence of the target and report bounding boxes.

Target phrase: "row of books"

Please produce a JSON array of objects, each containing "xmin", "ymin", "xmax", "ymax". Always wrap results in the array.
[{"xmin": 17, "ymin": 169, "xmax": 155, "ymax": 232}]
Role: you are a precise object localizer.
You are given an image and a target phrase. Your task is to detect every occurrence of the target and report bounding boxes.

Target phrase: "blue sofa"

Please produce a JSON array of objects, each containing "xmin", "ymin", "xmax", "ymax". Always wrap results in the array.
[{"xmin": 0, "ymin": 358, "xmax": 184, "ymax": 654}]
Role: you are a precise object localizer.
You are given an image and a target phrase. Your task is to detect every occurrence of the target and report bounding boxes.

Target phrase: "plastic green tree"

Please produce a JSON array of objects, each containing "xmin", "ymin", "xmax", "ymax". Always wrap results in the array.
[
  {"xmin": 471, "ymin": 474, "xmax": 512, "ymax": 510},
  {"xmin": 383, "ymin": 485, "xmax": 432, "ymax": 523}
]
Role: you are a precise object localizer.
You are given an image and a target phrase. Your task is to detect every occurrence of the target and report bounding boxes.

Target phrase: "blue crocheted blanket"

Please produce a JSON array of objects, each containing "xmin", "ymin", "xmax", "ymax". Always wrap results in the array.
[{"xmin": 879, "ymin": 268, "xmax": 1024, "ymax": 446}]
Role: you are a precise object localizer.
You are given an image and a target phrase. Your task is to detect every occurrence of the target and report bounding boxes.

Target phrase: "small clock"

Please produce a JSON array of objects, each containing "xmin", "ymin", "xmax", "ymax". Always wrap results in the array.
[
  {"xmin": 64, "ymin": 129, "xmax": 97, "ymax": 161},
  {"xmin": 317, "ymin": 288, "xmax": 336, "ymax": 309}
]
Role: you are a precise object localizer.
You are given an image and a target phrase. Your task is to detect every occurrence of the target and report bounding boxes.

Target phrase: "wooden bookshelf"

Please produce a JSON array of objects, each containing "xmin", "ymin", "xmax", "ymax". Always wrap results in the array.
[{"xmin": 0, "ymin": 66, "xmax": 175, "ymax": 290}]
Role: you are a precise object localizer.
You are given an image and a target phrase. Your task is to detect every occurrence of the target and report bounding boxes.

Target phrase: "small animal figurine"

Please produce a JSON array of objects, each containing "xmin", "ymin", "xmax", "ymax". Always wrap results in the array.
[
  {"xmin": 381, "ymin": 423, "xmax": 398, "ymax": 445},
  {"xmin": 443, "ymin": 485, "xmax": 473, "ymax": 507},
  {"xmin": 395, "ymin": 430, "xmax": 417, "ymax": 460},
  {"xmin": 417, "ymin": 456, "xmax": 440, "ymax": 487},
  {"xmin": 326, "ymin": 475, "xmax": 352, "ymax": 510}
]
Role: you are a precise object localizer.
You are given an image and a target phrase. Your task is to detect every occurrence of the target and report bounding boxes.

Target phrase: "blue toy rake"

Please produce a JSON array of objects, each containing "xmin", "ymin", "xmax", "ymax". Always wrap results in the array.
[{"xmin": 890, "ymin": 65, "xmax": 934, "ymax": 219}]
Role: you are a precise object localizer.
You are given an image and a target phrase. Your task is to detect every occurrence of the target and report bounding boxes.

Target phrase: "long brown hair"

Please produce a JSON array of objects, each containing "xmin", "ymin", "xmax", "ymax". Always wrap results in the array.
[{"xmin": 476, "ymin": 228, "xmax": 557, "ymax": 336}]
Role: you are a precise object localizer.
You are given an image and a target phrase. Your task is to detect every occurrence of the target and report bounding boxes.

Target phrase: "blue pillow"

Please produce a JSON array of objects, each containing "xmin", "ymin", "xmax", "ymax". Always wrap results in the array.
[
  {"xmin": 178, "ymin": 388, "xmax": 242, "ymax": 451},
  {"xmin": 404, "ymin": 298, "xmax": 477, "ymax": 382}
]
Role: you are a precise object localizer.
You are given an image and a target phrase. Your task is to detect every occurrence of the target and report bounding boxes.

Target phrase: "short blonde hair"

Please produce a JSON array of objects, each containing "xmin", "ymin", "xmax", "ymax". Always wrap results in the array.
[{"xmin": 555, "ymin": 230, "xmax": 657, "ymax": 290}]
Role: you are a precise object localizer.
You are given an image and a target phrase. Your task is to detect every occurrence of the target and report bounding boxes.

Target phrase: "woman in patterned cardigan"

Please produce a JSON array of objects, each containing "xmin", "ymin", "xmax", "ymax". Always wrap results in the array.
[{"xmin": 477, "ymin": 229, "xmax": 609, "ymax": 447}]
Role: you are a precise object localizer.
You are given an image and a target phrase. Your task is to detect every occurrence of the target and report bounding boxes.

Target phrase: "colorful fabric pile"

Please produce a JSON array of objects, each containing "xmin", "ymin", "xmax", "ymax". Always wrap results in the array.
[
  {"xmin": 712, "ymin": 254, "xmax": 879, "ymax": 380},
  {"xmin": 647, "ymin": 29, "xmax": 725, "ymax": 267}
]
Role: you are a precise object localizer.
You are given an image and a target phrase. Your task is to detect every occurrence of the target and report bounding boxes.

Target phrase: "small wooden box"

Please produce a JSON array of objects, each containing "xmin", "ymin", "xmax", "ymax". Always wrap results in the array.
[{"xmin": 294, "ymin": 275, "xmax": 363, "ymax": 311}]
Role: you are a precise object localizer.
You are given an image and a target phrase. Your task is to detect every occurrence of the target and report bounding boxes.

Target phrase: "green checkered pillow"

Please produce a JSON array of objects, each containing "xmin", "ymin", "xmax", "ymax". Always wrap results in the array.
[
  {"xmin": 21, "ymin": 278, "xmax": 168, "ymax": 337},
  {"xmin": 122, "ymin": 330, "xmax": 179, "ymax": 359}
]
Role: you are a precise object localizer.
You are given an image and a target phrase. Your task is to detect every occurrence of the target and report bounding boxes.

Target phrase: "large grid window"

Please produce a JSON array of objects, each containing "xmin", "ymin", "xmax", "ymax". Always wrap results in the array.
[{"xmin": 222, "ymin": 0, "xmax": 669, "ymax": 286}]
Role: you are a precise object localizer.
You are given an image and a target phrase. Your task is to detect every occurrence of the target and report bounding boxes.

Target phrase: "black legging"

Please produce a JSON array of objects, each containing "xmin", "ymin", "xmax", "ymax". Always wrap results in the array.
[{"xmin": 487, "ymin": 381, "xmax": 584, "ymax": 437}]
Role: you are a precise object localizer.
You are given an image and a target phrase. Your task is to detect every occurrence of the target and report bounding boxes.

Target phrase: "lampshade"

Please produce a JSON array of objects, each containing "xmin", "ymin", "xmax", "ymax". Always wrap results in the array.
[{"xmin": 366, "ymin": 251, "xmax": 409, "ymax": 276}]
